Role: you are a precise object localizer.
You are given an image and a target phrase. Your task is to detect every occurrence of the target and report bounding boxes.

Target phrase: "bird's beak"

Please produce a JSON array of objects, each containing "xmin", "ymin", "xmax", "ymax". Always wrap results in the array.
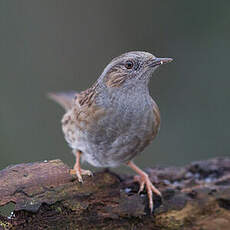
[{"xmin": 148, "ymin": 57, "xmax": 173, "ymax": 68}]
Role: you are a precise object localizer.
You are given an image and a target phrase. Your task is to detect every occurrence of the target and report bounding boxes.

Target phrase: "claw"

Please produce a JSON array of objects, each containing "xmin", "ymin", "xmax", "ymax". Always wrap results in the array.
[
  {"xmin": 70, "ymin": 168, "xmax": 93, "ymax": 183},
  {"xmin": 134, "ymin": 173, "xmax": 161, "ymax": 212},
  {"xmin": 81, "ymin": 169, "xmax": 93, "ymax": 177},
  {"xmin": 70, "ymin": 150, "xmax": 93, "ymax": 183},
  {"xmin": 128, "ymin": 161, "xmax": 161, "ymax": 212},
  {"xmin": 134, "ymin": 175, "xmax": 145, "ymax": 194}
]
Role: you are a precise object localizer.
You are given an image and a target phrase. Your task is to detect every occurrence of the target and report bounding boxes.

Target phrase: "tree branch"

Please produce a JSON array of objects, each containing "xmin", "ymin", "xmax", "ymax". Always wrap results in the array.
[{"xmin": 1, "ymin": 158, "xmax": 230, "ymax": 229}]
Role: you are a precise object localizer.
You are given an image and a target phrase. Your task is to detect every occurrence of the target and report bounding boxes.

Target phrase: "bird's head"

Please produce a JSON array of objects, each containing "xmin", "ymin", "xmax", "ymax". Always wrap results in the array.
[{"xmin": 98, "ymin": 51, "xmax": 173, "ymax": 88}]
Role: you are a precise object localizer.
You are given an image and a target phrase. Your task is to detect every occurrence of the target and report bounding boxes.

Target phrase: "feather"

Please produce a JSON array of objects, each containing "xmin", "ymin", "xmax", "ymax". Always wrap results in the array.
[{"xmin": 47, "ymin": 91, "xmax": 78, "ymax": 111}]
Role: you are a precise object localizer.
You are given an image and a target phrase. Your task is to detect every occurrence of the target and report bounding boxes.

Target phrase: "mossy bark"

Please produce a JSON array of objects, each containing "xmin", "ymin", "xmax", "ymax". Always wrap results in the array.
[{"xmin": 0, "ymin": 158, "xmax": 230, "ymax": 230}]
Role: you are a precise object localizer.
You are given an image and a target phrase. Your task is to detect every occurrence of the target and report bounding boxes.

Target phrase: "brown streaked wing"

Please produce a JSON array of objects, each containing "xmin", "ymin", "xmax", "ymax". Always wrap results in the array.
[
  {"xmin": 74, "ymin": 84, "xmax": 106, "ymax": 130},
  {"xmin": 77, "ymin": 82, "xmax": 98, "ymax": 106}
]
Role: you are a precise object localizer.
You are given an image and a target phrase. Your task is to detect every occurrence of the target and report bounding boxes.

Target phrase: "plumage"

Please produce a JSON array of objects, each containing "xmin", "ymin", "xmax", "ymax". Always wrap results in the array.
[
  {"xmin": 49, "ymin": 51, "xmax": 172, "ymax": 212},
  {"xmin": 48, "ymin": 91, "xmax": 77, "ymax": 111}
]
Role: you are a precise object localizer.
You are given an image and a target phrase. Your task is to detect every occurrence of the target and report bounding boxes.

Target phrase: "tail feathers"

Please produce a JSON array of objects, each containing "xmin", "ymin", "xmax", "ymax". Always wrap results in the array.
[{"xmin": 48, "ymin": 91, "xmax": 78, "ymax": 111}]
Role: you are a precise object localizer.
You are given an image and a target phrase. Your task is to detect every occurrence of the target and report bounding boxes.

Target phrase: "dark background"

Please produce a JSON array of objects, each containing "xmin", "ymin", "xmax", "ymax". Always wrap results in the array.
[{"xmin": 0, "ymin": 1, "xmax": 229, "ymax": 173}]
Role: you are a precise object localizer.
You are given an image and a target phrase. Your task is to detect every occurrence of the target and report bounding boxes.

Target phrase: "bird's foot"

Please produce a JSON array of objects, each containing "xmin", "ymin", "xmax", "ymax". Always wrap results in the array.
[
  {"xmin": 70, "ymin": 150, "xmax": 93, "ymax": 182},
  {"xmin": 70, "ymin": 168, "xmax": 93, "ymax": 183},
  {"xmin": 134, "ymin": 173, "xmax": 161, "ymax": 212}
]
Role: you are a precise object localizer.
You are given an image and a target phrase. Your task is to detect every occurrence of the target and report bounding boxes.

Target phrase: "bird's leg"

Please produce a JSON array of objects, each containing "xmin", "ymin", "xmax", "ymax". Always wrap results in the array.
[
  {"xmin": 70, "ymin": 150, "xmax": 93, "ymax": 183},
  {"xmin": 127, "ymin": 161, "xmax": 161, "ymax": 212}
]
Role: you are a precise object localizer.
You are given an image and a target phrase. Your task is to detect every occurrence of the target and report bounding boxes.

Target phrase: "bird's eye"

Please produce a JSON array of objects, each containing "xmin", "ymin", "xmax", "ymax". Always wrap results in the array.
[{"xmin": 125, "ymin": 60, "xmax": 134, "ymax": 69}]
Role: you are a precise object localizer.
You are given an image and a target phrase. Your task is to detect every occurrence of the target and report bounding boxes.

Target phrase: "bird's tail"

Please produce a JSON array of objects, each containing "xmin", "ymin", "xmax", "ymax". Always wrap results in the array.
[{"xmin": 47, "ymin": 91, "xmax": 78, "ymax": 111}]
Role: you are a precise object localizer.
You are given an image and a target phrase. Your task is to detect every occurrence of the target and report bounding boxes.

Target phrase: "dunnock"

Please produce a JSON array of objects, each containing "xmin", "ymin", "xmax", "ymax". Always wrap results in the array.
[{"xmin": 49, "ymin": 51, "xmax": 173, "ymax": 212}]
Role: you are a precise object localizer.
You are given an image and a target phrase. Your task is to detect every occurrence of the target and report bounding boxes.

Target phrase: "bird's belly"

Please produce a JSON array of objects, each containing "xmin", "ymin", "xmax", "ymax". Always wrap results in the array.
[
  {"xmin": 81, "ymin": 132, "xmax": 153, "ymax": 167},
  {"xmin": 80, "ymin": 116, "xmax": 157, "ymax": 167},
  {"xmin": 62, "ymin": 103, "xmax": 159, "ymax": 168}
]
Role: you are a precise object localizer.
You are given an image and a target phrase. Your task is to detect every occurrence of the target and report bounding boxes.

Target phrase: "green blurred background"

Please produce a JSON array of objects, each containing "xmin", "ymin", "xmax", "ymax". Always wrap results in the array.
[{"xmin": 0, "ymin": 1, "xmax": 229, "ymax": 172}]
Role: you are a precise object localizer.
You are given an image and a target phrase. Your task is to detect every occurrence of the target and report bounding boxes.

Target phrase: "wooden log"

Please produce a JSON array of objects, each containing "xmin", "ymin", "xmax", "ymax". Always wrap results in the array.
[{"xmin": 0, "ymin": 157, "xmax": 230, "ymax": 229}]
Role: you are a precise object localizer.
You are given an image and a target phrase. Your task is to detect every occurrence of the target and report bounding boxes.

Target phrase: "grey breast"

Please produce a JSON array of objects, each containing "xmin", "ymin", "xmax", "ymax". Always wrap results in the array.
[{"xmin": 84, "ymin": 85, "xmax": 157, "ymax": 167}]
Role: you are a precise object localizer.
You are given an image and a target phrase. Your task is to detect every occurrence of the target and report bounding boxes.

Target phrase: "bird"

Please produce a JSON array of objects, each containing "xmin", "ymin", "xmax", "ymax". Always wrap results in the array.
[{"xmin": 48, "ymin": 51, "xmax": 173, "ymax": 212}]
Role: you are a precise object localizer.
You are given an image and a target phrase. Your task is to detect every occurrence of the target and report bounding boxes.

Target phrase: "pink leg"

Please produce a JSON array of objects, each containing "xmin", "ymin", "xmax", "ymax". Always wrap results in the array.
[
  {"xmin": 70, "ymin": 150, "xmax": 93, "ymax": 182},
  {"xmin": 127, "ymin": 161, "xmax": 161, "ymax": 212}
]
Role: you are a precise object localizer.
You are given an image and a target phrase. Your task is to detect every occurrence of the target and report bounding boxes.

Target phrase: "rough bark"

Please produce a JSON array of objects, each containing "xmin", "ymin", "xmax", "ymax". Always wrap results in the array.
[{"xmin": 0, "ymin": 157, "xmax": 230, "ymax": 230}]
